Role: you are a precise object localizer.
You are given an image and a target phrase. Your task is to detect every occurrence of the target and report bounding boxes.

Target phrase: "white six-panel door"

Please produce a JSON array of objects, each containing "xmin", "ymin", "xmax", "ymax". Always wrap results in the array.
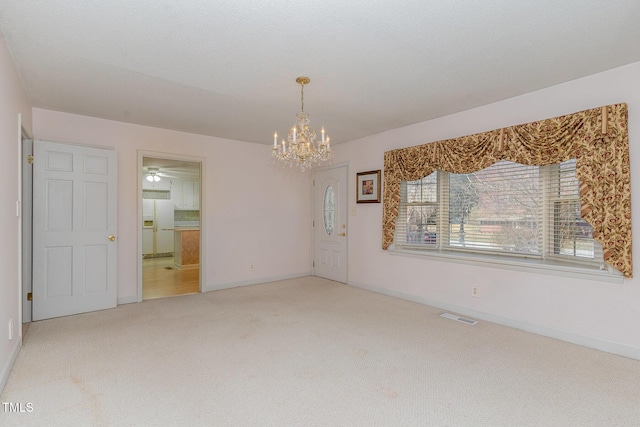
[
  {"xmin": 32, "ymin": 141, "xmax": 118, "ymax": 321},
  {"xmin": 313, "ymin": 165, "xmax": 348, "ymax": 283}
]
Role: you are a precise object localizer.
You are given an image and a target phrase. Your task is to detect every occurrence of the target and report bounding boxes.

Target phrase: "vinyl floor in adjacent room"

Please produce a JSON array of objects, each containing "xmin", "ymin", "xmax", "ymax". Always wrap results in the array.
[{"xmin": 142, "ymin": 256, "xmax": 199, "ymax": 300}]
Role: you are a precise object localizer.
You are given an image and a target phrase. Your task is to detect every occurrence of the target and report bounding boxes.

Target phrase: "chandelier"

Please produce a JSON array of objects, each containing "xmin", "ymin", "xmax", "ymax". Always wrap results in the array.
[{"xmin": 272, "ymin": 76, "xmax": 332, "ymax": 171}]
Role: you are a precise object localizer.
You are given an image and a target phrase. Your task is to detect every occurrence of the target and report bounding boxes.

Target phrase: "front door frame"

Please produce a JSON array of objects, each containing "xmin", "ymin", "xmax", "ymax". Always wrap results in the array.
[{"xmin": 137, "ymin": 150, "xmax": 206, "ymax": 302}]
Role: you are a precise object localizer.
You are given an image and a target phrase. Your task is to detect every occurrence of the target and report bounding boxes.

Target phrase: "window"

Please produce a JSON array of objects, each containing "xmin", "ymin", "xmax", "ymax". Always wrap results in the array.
[
  {"xmin": 324, "ymin": 185, "xmax": 335, "ymax": 235},
  {"xmin": 396, "ymin": 159, "xmax": 605, "ymax": 270}
]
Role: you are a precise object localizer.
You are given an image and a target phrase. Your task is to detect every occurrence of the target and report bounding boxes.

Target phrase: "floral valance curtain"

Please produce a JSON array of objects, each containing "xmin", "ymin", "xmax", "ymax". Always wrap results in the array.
[{"xmin": 382, "ymin": 103, "xmax": 632, "ymax": 277}]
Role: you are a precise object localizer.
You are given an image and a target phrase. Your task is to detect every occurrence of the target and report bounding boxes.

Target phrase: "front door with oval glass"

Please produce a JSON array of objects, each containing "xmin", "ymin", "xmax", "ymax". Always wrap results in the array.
[{"xmin": 314, "ymin": 165, "xmax": 348, "ymax": 283}]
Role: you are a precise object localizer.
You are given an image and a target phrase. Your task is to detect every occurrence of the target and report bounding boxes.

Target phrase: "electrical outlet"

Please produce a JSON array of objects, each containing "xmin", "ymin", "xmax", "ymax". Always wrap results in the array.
[
  {"xmin": 471, "ymin": 286, "xmax": 479, "ymax": 298},
  {"xmin": 250, "ymin": 264, "xmax": 254, "ymax": 271}
]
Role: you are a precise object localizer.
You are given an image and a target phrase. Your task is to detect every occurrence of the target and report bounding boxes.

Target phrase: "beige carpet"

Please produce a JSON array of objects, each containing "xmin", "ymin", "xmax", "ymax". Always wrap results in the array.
[{"xmin": 2, "ymin": 276, "xmax": 640, "ymax": 426}]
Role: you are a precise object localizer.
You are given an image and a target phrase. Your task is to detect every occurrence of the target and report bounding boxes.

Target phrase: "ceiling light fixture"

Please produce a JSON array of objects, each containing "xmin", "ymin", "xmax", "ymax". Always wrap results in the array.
[
  {"xmin": 146, "ymin": 168, "xmax": 161, "ymax": 182},
  {"xmin": 272, "ymin": 76, "xmax": 332, "ymax": 171}
]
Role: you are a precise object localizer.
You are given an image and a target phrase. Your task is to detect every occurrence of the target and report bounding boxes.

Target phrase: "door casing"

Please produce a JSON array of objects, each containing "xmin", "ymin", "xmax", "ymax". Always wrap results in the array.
[{"xmin": 21, "ymin": 133, "xmax": 32, "ymax": 323}]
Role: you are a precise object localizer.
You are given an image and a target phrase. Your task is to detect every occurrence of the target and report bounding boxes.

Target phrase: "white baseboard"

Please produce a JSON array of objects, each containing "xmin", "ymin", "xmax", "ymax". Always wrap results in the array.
[
  {"xmin": 0, "ymin": 339, "xmax": 21, "ymax": 395},
  {"xmin": 348, "ymin": 280, "xmax": 640, "ymax": 361},
  {"xmin": 204, "ymin": 271, "xmax": 312, "ymax": 292},
  {"xmin": 117, "ymin": 272, "xmax": 312, "ymax": 304},
  {"xmin": 117, "ymin": 296, "xmax": 138, "ymax": 305}
]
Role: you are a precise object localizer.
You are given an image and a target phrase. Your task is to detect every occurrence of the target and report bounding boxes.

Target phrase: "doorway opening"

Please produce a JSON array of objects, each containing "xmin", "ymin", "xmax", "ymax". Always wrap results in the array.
[{"xmin": 141, "ymin": 155, "xmax": 203, "ymax": 300}]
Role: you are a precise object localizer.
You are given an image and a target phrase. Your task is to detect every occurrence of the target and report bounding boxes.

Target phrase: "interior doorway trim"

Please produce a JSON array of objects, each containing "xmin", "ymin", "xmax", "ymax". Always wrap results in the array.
[
  {"xmin": 137, "ymin": 150, "xmax": 206, "ymax": 302},
  {"xmin": 20, "ymin": 116, "xmax": 32, "ymax": 327}
]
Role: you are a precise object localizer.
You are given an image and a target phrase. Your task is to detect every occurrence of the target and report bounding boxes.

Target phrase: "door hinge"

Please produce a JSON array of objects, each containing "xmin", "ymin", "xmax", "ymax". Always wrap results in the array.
[
  {"xmin": 27, "ymin": 292, "xmax": 32, "ymax": 301},
  {"xmin": 313, "ymin": 261, "xmax": 315, "ymax": 268},
  {"xmin": 27, "ymin": 154, "xmax": 34, "ymax": 164}
]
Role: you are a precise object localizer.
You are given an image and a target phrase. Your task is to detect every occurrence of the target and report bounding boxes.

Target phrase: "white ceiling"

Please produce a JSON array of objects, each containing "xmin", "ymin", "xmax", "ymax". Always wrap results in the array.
[
  {"xmin": 1, "ymin": 1, "xmax": 639, "ymax": 145},
  {"xmin": 143, "ymin": 157, "xmax": 200, "ymax": 180}
]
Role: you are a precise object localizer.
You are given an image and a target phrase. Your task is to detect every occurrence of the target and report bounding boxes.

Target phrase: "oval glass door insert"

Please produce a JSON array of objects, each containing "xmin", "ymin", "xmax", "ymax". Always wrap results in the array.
[{"xmin": 323, "ymin": 185, "xmax": 335, "ymax": 235}]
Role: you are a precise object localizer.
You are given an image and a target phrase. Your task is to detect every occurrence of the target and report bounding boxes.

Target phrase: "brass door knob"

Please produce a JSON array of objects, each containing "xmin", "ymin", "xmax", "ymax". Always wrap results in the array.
[
  {"xmin": 338, "ymin": 232, "xmax": 347, "ymax": 237},
  {"xmin": 108, "ymin": 235, "xmax": 116, "ymax": 241}
]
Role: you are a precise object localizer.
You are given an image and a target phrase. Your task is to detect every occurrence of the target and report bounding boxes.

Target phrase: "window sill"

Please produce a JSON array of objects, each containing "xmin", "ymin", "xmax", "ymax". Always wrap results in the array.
[{"xmin": 388, "ymin": 245, "xmax": 624, "ymax": 284}]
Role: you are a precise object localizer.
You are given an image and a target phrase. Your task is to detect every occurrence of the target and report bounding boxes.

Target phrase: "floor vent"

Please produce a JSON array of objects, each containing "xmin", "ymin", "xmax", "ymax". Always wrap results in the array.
[{"xmin": 440, "ymin": 312, "xmax": 478, "ymax": 325}]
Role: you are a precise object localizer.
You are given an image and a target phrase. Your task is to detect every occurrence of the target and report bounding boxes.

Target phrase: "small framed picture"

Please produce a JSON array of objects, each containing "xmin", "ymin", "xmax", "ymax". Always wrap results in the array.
[{"xmin": 356, "ymin": 170, "xmax": 381, "ymax": 203}]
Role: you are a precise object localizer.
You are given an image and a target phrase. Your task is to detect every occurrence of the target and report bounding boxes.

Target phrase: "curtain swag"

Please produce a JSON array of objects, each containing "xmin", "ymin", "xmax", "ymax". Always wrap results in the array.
[{"xmin": 382, "ymin": 103, "xmax": 632, "ymax": 277}]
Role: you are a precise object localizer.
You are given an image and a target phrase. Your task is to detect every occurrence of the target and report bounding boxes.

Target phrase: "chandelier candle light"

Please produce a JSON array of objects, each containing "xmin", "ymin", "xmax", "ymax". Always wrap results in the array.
[{"xmin": 272, "ymin": 76, "xmax": 332, "ymax": 171}]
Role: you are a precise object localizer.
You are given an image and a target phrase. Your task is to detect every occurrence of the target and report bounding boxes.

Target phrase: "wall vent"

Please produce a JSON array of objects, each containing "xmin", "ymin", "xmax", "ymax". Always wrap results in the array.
[{"xmin": 440, "ymin": 312, "xmax": 478, "ymax": 325}]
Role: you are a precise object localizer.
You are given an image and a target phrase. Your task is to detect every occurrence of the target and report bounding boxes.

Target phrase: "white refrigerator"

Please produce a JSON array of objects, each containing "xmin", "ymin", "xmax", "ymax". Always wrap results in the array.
[{"xmin": 142, "ymin": 198, "xmax": 175, "ymax": 256}]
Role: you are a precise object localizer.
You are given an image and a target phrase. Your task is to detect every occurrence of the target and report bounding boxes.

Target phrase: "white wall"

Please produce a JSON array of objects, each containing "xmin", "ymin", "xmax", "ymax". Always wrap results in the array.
[
  {"xmin": 32, "ymin": 109, "xmax": 312, "ymax": 300},
  {"xmin": 333, "ymin": 61, "xmax": 640, "ymax": 359},
  {"xmin": 0, "ymin": 33, "xmax": 32, "ymax": 391}
]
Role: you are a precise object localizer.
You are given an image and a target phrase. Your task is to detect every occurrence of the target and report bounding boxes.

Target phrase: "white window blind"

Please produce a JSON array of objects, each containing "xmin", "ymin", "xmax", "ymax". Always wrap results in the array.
[
  {"xmin": 544, "ymin": 159, "xmax": 603, "ymax": 265},
  {"xmin": 396, "ymin": 159, "xmax": 603, "ymax": 269}
]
